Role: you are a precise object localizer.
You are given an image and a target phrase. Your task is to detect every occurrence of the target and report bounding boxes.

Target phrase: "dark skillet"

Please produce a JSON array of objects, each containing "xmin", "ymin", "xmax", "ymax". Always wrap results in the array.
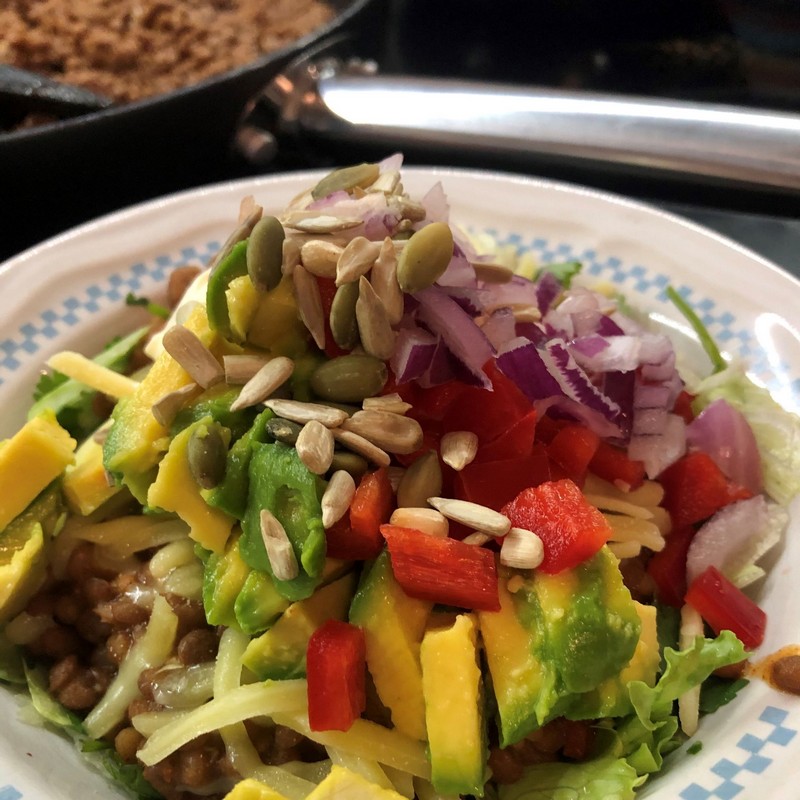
[{"xmin": 0, "ymin": 0, "xmax": 378, "ymax": 262}]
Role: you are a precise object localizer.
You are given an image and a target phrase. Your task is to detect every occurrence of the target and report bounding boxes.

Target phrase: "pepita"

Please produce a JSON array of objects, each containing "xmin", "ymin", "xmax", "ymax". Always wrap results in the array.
[
  {"xmin": 311, "ymin": 162, "xmax": 381, "ymax": 200},
  {"xmin": 329, "ymin": 450, "xmax": 369, "ymax": 479},
  {"xmin": 370, "ymin": 237, "xmax": 404, "ymax": 325},
  {"xmin": 310, "ymin": 354, "xmax": 388, "ymax": 403},
  {"xmin": 229, "ymin": 356, "xmax": 295, "ymax": 412},
  {"xmin": 321, "ymin": 470, "xmax": 357, "ymax": 528},
  {"xmin": 292, "ymin": 263, "xmax": 326, "ymax": 349},
  {"xmin": 329, "ymin": 281, "xmax": 360, "ymax": 350},
  {"xmin": 356, "ymin": 276, "xmax": 395, "ymax": 360},
  {"xmin": 396, "ymin": 222, "xmax": 454, "ymax": 293},
  {"xmin": 266, "ymin": 417, "xmax": 303, "ymax": 445},
  {"xmin": 427, "ymin": 497, "xmax": 511, "ymax": 537},
  {"xmin": 162, "ymin": 326, "xmax": 224, "ymax": 389},
  {"xmin": 187, "ymin": 422, "xmax": 228, "ymax": 490},
  {"xmin": 247, "ymin": 215, "xmax": 285, "ymax": 292},
  {"xmin": 296, "ymin": 420, "xmax": 335, "ymax": 475},
  {"xmin": 342, "ymin": 409, "xmax": 423, "ymax": 455},
  {"xmin": 397, "ymin": 451, "xmax": 442, "ymax": 508},
  {"xmin": 264, "ymin": 399, "xmax": 348, "ymax": 428},
  {"xmin": 300, "ymin": 239, "xmax": 342, "ymax": 278},
  {"xmin": 335, "ymin": 236, "xmax": 381, "ymax": 286}
]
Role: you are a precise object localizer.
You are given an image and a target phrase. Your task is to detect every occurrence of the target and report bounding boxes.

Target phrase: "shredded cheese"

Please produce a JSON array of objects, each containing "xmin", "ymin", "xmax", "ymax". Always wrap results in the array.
[{"xmin": 47, "ymin": 351, "xmax": 139, "ymax": 398}]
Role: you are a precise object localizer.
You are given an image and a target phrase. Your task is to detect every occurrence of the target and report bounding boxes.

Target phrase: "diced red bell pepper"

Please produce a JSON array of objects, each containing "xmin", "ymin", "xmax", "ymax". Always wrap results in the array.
[
  {"xmin": 672, "ymin": 389, "xmax": 697, "ymax": 425},
  {"xmin": 400, "ymin": 380, "xmax": 465, "ymax": 424},
  {"xmin": 660, "ymin": 451, "xmax": 752, "ymax": 529},
  {"xmin": 315, "ymin": 277, "xmax": 349, "ymax": 358},
  {"xmin": 380, "ymin": 524, "xmax": 500, "ymax": 611},
  {"xmin": 477, "ymin": 409, "xmax": 538, "ymax": 463},
  {"xmin": 533, "ymin": 415, "xmax": 570, "ymax": 445},
  {"xmin": 455, "ymin": 445, "xmax": 551, "ymax": 511},
  {"xmin": 547, "ymin": 424, "xmax": 600, "ymax": 485},
  {"xmin": 307, "ymin": 619, "xmax": 366, "ymax": 731},
  {"xmin": 589, "ymin": 440, "xmax": 646, "ymax": 491},
  {"xmin": 502, "ymin": 479, "xmax": 612, "ymax": 574},
  {"xmin": 685, "ymin": 565, "xmax": 767, "ymax": 650},
  {"xmin": 646, "ymin": 525, "xmax": 696, "ymax": 608},
  {"xmin": 326, "ymin": 468, "xmax": 393, "ymax": 560}
]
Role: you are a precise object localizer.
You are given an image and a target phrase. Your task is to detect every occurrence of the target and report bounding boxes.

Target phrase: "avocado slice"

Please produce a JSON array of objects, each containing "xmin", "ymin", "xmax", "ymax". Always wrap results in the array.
[
  {"xmin": 170, "ymin": 383, "xmax": 259, "ymax": 442},
  {"xmin": 202, "ymin": 533, "xmax": 251, "ymax": 628},
  {"xmin": 242, "ymin": 571, "xmax": 357, "ymax": 680},
  {"xmin": 349, "ymin": 551, "xmax": 432, "ymax": 741},
  {"xmin": 234, "ymin": 569, "xmax": 290, "ymax": 636},
  {"xmin": 420, "ymin": 614, "xmax": 488, "ymax": 797}
]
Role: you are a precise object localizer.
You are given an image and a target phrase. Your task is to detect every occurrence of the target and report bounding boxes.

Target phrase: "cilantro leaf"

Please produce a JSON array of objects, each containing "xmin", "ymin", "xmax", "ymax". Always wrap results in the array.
[
  {"xmin": 699, "ymin": 675, "xmax": 749, "ymax": 714},
  {"xmin": 125, "ymin": 292, "xmax": 170, "ymax": 320}
]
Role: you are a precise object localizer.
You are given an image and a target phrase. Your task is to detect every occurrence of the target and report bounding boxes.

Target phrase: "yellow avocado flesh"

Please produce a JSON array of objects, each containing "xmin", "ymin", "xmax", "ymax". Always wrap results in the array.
[
  {"xmin": 104, "ymin": 304, "xmax": 220, "ymax": 503},
  {"xmin": 0, "ymin": 524, "xmax": 45, "ymax": 623},
  {"xmin": 0, "ymin": 411, "xmax": 75, "ymax": 531},
  {"xmin": 222, "ymin": 778, "xmax": 289, "ymax": 800},
  {"xmin": 305, "ymin": 766, "xmax": 407, "ymax": 800},
  {"xmin": 147, "ymin": 418, "xmax": 234, "ymax": 554},
  {"xmin": 247, "ymin": 274, "xmax": 308, "ymax": 357},
  {"xmin": 349, "ymin": 551, "xmax": 432, "ymax": 741},
  {"xmin": 63, "ymin": 433, "xmax": 121, "ymax": 516},
  {"xmin": 420, "ymin": 614, "xmax": 486, "ymax": 797}
]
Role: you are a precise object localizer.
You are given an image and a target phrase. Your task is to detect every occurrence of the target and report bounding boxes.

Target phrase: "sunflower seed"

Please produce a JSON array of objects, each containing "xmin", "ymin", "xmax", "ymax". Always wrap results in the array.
[
  {"xmin": 335, "ymin": 236, "xmax": 382, "ymax": 286},
  {"xmin": 391, "ymin": 197, "xmax": 427, "ymax": 222},
  {"xmin": 356, "ymin": 276, "xmax": 395, "ymax": 360},
  {"xmin": 362, "ymin": 392, "xmax": 412, "ymax": 415},
  {"xmin": 389, "ymin": 507, "xmax": 449, "ymax": 538},
  {"xmin": 471, "ymin": 260, "xmax": 514, "ymax": 283},
  {"xmin": 333, "ymin": 428, "xmax": 391, "ymax": 467},
  {"xmin": 440, "ymin": 430, "xmax": 479, "ymax": 471},
  {"xmin": 162, "ymin": 326, "xmax": 224, "ymax": 389},
  {"xmin": 292, "ymin": 263, "xmax": 326, "ymax": 349},
  {"xmin": 370, "ymin": 237, "xmax": 404, "ymax": 325},
  {"xmin": 238, "ymin": 195, "xmax": 257, "ymax": 223},
  {"xmin": 229, "ymin": 356, "xmax": 295, "ymax": 412},
  {"xmin": 260, "ymin": 509, "xmax": 299, "ymax": 581},
  {"xmin": 500, "ymin": 527, "xmax": 544, "ymax": 570},
  {"xmin": 283, "ymin": 213, "xmax": 363, "ymax": 234},
  {"xmin": 209, "ymin": 203, "xmax": 263, "ymax": 271},
  {"xmin": 300, "ymin": 239, "xmax": 343, "ymax": 278},
  {"xmin": 397, "ymin": 451, "xmax": 442, "ymax": 508},
  {"xmin": 368, "ymin": 169, "xmax": 401, "ymax": 194},
  {"xmin": 151, "ymin": 382, "xmax": 200, "ymax": 426},
  {"xmin": 264, "ymin": 399, "xmax": 348, "ymax": 428},
  {"xmin": 296, "ymin": 420, "xmax": 335, "ymax": 475},
  {"xmin": 342, "ymin": 409, "xmax": 423, "ymax": 455},
  {"xmin": 321, "ymin": 470, "xmax": 357, "ymax": 528},
  {"xmin": 281, "ymin": 236, "xmax": 302, "ymax": 276},
  {"xmin": 427, "ymin": 497, "xmax": 511, "ymax": 537},
  {"xmin": 266, "ymin": 417, "xmax": 303, "ymax": 445},
  {"xmin": 223, "ymin": 354, "xmax": 270, "ymax": 385},
  {"xmin": 462, "ymin": 531, "xmax": 491, "ymax": 546}
]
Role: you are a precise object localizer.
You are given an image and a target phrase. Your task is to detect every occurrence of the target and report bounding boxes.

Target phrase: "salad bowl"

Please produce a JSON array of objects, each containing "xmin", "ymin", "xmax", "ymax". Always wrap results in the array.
[{"xmin": 0, "ymin": 166, "xmax": 799, "ymax": 800}]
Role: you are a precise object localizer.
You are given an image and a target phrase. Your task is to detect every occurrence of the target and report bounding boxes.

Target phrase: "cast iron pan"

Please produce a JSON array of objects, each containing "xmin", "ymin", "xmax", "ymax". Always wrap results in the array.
[{"xmin": 0, "ymin": 0, "xmax": 378, "ymax": 261}]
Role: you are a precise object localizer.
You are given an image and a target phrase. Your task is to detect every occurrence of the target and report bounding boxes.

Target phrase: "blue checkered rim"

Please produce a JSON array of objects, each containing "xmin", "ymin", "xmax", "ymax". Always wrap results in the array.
[{"xmin": 1, "ymin": 232, "xmax": 797, "ymax": 799}]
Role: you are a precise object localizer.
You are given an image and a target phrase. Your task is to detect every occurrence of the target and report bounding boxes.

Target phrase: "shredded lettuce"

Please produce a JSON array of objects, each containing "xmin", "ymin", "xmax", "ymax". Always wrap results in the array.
[
  {"xmin": 691, "ymin": 363, "xmax": 800, "ymax": 505},
  {"xmin": 0, "ymin": 632, "xmax": 25, "ymax": 685}
]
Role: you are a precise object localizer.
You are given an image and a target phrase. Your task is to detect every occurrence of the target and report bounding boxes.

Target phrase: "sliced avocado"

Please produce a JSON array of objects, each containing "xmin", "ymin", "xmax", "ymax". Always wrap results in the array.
[
  {"xmin": 202, "ymin": 533, "xmax": 250, "ymax": 628},
  {"xmin": 63, "ymin": 430, "xmax": 122, "ymax": 516},
  {"xmin": 234, "ymin": 569, "xmax": 290, "ymax": 636},
  {"xmin": 247, "ymin": 275, "xmax": 309, "ymax": 357},
  {"xmin": 420, "ymin": 614, "xmax": 487, "ymax": 797},
  {"xmin": 206, "ymin": 240, "xmax": 249, "ymax": 340},
  {"xmin": 304, "ymin": 765, "xmax": 406, "ymax": 800},
  {"xmin": 171, "ymin": 383, "xmax": 258, "ymax": 442},
  {"xmin": 222, "ymin": 777, "xmax": 290, "ymax": 800},
  {"xmin": 349, "ymin": 551, "xmax": 432, "ymax": 741},
  {"xmin": 242, "ymin": 571, "xmax": 357, "ymax": 680}
]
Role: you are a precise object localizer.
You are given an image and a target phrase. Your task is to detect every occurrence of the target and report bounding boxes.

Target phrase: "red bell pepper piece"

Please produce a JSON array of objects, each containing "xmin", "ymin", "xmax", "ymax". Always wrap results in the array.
[
  {"xmin": 547, "ymin": 424, "xmax": 600, "ymax": 485},
  {"xmin": 477, "ymin": 409, "xmax": 538, "ymax": 462},
  {"xmin": 502, "ymin": 479, "xmax": 612, "ymax": 574},
  {"xmin": 307, "ymin": 619, "xmax": 366, "ymax": 732},
  {"xmin": 589, "ymin": 440, "xmax": 646, "ymax": 491},
  {"xmin": 380, "ymin": 524, "xmax": 500, "ymax": 611},
  {"xmin": 685, "ymin": 565, "xmax": 766, "ymax": 650},
  {"xmin": 455, "ymin": 445, "xmax": 551, "ymax": 511},
  {"xmin": 326, "ymin": 468, "xmax": 393, "ymax": 560},
  {"xmin": 315, "ymin": 277, "xmax": 349, "ymax": 358},
  {"xmin": 401, "ymin": 380, "xmax": 465, "ymax": 423},
  {"xmin": 660, "ymin": 451, "xmax": 752, "ymax": 529},
  {"xmin": 672, "ymin": 389, "xmax": 697, "ymax": 424},
  {"xmin": 646, "ymin": 525, "xmax": 696, "ymax": 608}
]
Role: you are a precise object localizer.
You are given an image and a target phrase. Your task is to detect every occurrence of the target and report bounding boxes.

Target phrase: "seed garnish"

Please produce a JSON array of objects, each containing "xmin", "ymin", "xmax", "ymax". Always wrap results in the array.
[
  {"xmin": 440, "ymin": 431, "xmax": 479, "ymax": 471},
  {"xmin": 500, "ymin": 528, "xmax": 544, "ymax": 570},
  {"xmin": 370, "ymin": 237, "xmax": 404, "ymax": 325},
  {"xmin": 300, "ymin": 239, "xmax": 343, "ymax": 278},
  {"xmin": 335, "ymin": 236, "xmax": 381, "ymax": 286},
  {"xmin": 229, "ymin": 357, "xmax": 295, "ymax": 412},
  {"xmin": 296, "ymin": 420, "xmax": 335, "ymax": 475},
  {"xmin": 397, "ymin": 451, "xmax": 442, "ymax": 509},
  {"xmin": 341, "ymin": 409, "xmax": 423, "ymax": 455},
  {"xmin": 427, "ymin": 497, "xmax": 511, "ymax": 536},
  {"xmin": 264, "ymin": 399, "xmax": 348, "ymax": 428},
  {"xmin": 292, "ymin": 263, "xmax": 326, "ymax": 349},
  {"xmin": 462, "ymin": 532, "xmax": 491, "ymax": 546},
  {"xmin": 389, "ymin": 507, "xmax": 449, "ymax": 538},
  {"xmin": 321, "ymin": 470, "xmax": 357, "ymax": 528},
  {"xmin": 260, "ymin": 509, "xmax": 299, "ymax": 581},
  {"xmin": 471, "ymin": 259, "xmax": 514, "ymax": 283},
  {"xmin": 162, "ymin": 326, "xmax": 224, "ymax": 389},
  {"xmin": 333, "ymin": 429, "xmax": 391, "ymax": 467},
  {"xmin": 209, "ymin": 203, "xmax": 263, "ymax": 271},
  {"xmin": 362, "ymin": 392, "xmax": 412, "ymax": 415},
  {"xmin": 355, "ymin": 276, "xmax": 395, "ymax": 360},
  {"xmin": 223, "ymin": 354, "xmax": 270, "ymax": 385},
  {"xmin": 151, "ymin": 382, "xmax": 200, "ymax": 426}
]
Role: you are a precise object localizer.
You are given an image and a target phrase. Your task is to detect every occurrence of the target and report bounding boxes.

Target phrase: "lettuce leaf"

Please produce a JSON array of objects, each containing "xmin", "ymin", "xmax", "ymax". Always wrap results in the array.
[
  {"xmin": 498, "ymin": 757, "xmax": 643, "ymax": 800},
  {"xmin": 691, "ymin": 363, "xmax": 800, "ymax": 505},
  {"xmin": 0, "ymin": 632, "xmax": 25, "ymax": 685}
]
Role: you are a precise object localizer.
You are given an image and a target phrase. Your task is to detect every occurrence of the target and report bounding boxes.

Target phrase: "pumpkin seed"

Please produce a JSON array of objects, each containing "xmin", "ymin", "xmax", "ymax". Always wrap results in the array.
[
  {"xmin": 229, "ymin": 356, "xmax": 295, "ymax": 412},
  {"xmin": 310, "ymin": 354, "xmax": 388, "ymax": 403},
  {"xmin": 329, "ymin": 281, "xmax": 360, "ymax": 349},
  {"xmin": 300, "ymin": 239, "xmax": 342, "ymax": 278},
  {"xmin": 311, "ymin": 162, "xmax": 381, "ymax": 200},
  {"xmin": 335, "ymin": 237, "xmax": 381, "ymax": 286},
  {"xmin": 356, "ymin": 276, "xmax": 395, "ymax": 360},
  {"xmin": 321, "ymin": 469, "xmax": 357, "ymax": 528},
  {"xmin": 342, "ymin": 409, "xmax": 423, "ymax": 455},
  {"xmin": 396, "ymin": 222, "xmax": 455, "ymax": 293},
  {"xmin": 247, "ymin": 216, "xmax": 285, "ymax": 292},
  {"xmin": 427, "ymin": 497, "xmax": 511, "ymax": 537},
  {"xmin": 266, "ymin": 417, "xmax": 303, "ymax": 445},
  {"xmin": 397, "ymin": 451, "xmax": 442, "ymax": 508},
  {"xmin": 296, "ymin": 420, "xmax": 335, "ymax": 475},
  {"xmin": 292, "ymin": 263, "xmax": 326, "ymax": 349},
  {"xmin": 187, "ymin": 423, "xmax": 227, "ymax": 490},
  {"xmin": 330, "ymin": 450, "xmax": 369, "ymax": 479},
  {"xmin": 370, "ymin": 237, "xmax": 404, "ymax": 325}
]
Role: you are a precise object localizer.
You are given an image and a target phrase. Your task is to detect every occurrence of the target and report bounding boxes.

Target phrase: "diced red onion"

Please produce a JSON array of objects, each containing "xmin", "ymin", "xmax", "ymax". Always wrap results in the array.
[
  {"xmin": 439, "ymin": 287, "xmax": 486, "ymax": 316},
  {"xmin": 419, "ymin": 337, "xmax": 457, "ymax": 387},
  {"xmin": 639, "ymin": 333, "xmax": 673, "ymax": 365},
  {"xmin": 536, "ymin": 396, "xmax": 623, "ymax": 439},
  {"xmin": 483, "ymin": 276, "xmax": 541, "ymax": 308},
  {"xmin": 641, "ymin": 351, "xmax": 676, "ymax": 382},
  {"xmin": 379, "ymin": 152, "xmax": 404, "ymax": 172},
  {"xmin": 635, "ymin": 382, "xmax": 671, "ymax": 410},
  {"xmin": 602, "ymin": 370, "xmax": 635, "ymax": 440},
  {"xmin": 596, "ymin": 315, "xmax": 625, "ymax": 336},
  {"xmin": 570, "ymin": 335, "xmax": 641, "ymax": 373},
  {"xmin": 308, "ymin": 190, "xmax": 349, "ymax": 209},
  {"xmin": 391, "ymin": 326, "xmax": 437, "ymax": 384},
  {"xmin": 364, "ymin": 211, "xmax": 401, "ymax": 240},
  {"xmin": 480, "ymin": 308, "xmax": 516, "ymax": 350},
  {"xmin": 496, "ymin": 337, "xmax": 563, "ymax": 400},
  {"xmin": 632, "ymin": 407, "xmax": 668, "ymax": 436},
  {"xmin": 628, "ymin": 412, "xmax": 686, "ymax": 478},
  {"xmin": 536, "ymin": 271, "xmax": 562, "ymax": 314},
  {"xmin": 437, "ymin": 251, "xmax": 478, "ymax": 288},
  {"xmin": 687, "ymin": 398, "xmax": 764, "ymax": 494},
  {"xmin": 420, "ymin": 181, "xmax": 449, "ymax": 223}
]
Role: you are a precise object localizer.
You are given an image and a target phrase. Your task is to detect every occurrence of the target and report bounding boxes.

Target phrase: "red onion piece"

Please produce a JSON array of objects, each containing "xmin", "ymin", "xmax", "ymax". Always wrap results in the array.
[
  {"xmin": 628, "ymin": 412, "xmax": 686, "ymax": 478},
  {"xmin": 496, "ymin": 336, "xmax": 563, "ymax": 400},
  {"xmin": 687, "ymin": 398, "xmax": 764, "ymax": 494},
  {"xmin": 379, "ymin": 152, "xmax": 404, "ymax": 172},
  {"xmin": 481, "ymin": 308, "xmax": 517, "ymax": 351},
  {"xmin": 391, "ymin": 326, "xmax": 437, "ymax": 384},
  {"xmin": 536, "ymin": 271, "xmax": 562, "ymax": 314},
  {"xmin": 420, "ymin": 181, "xmax": 449, "ymax": 224}
]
